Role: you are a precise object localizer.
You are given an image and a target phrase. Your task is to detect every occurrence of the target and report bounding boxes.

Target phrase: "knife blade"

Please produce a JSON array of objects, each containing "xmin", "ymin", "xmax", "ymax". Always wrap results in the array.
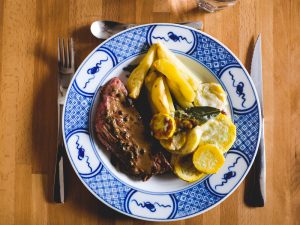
[
  {"xmin": 247, "ymin": 34, "xmax": 266, "ymax": 206},
  {"xmin": 252, "ymin": 35, "xmax": 264, "ymax": 115}
]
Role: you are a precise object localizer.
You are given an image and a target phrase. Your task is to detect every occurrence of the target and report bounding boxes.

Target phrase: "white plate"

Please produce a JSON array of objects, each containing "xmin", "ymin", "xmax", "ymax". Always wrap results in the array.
[{"xmin": 63, "ymin": 23, "xmax": 261, "ymax": 221}]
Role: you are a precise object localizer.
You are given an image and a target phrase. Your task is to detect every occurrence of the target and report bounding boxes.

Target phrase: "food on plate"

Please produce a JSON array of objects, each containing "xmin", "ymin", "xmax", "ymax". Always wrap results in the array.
[
  {"xmin": 156, "ymin": 42, "xmax": 200, "ymax": 90},
  {"xmin": 175, "ymin": 106, "xmax": 221, "ymax": 126},
  {"xmin": 153, "ymin": 59, "xmax": 195, "ymax": 102},
  {"xmin": 151, "ymin": 75, "xmax": 175, "ymax": 114},
  {"xmin": 196, "ymin": 113, "xmax": 236, "ymax": 153},
  {"xmin": 95, "ymin": 78, "xmax": 171, "ymax": 181},
  {"xmin": 174, "ymin": 126, "xmax": 202, "ymax": 155},
  {"xmin": 96, "ymin": 42, "xmax": 237, "ymax": 182},
  {"xmin": 161, "ymin": 126, "xmax": 202, "ymax": 155},
  {"xmin": 172, "ymin": 154, "xmax": 206, "ymax": 182},
  {"xmin": 160, "ymin": 131, "xmax": 187, "ymax": 151},
  {"xmin": 164, "ymin": 77, "xmax": 175, "ymax": 113},
  {"xmin": 165, "ymin": 79, "xmax": 193, "ymax": 108},
  {"xmin": 127, "ymin": 44, "xmax": 157, "ymax": 99},
  {"xmin": 150, "ymin": 113, "xmax": 176, "ymax": 140},
  {"xmin": 193, "ymin": 144, "xmax": 225, "ymax": 174},
  {"xmin": 145, "ymin": 69, "xmax": 157, "ymax": 90},
  {"xmin": 194, "ymin": 83, "xmax": 227, "ymax": 110},
  {"xmin": 144, "ymin": 69, "xmax": 159, "ymax": 113}
]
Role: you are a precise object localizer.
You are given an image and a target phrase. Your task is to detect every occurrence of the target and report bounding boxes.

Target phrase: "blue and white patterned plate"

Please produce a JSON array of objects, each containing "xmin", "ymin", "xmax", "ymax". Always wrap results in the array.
[{"xmin": 63, "ymin": 23, "xmax": 261, "ymax": 221}]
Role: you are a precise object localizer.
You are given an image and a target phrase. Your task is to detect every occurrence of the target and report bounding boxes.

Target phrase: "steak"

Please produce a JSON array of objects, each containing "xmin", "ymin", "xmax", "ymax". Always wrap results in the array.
[{"xmin": 95, "ymin": 78, "xmax": 171, "ymax": 180}]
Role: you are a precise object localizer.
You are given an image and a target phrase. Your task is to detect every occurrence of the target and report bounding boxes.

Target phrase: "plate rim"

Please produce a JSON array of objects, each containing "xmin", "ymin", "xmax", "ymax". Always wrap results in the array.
[{"xmin": 62, "ymin": 22, "xmax": 262, "ymax": 221}]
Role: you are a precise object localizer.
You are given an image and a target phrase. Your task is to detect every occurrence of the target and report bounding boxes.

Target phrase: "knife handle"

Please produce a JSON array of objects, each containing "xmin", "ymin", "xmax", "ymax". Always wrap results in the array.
[{"xmin": 244, "ymin": 125, "xmax": 266, "ymax": 207}]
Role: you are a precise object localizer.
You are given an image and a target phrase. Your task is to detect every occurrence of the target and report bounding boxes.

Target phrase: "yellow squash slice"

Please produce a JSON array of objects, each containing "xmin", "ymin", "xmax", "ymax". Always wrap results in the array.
[
  {"xmin": 198, "ymin": 114, "xmax": 236, "ymax": 153},
  {"xmin": 160, "ymin": 131, "xmax": 187, "ymax": 152},
  {"xmin": 150, "ymin": 113, "xmax": 176, "ymax": 140},
  {"xmin": 175, "ymin": 126, "xmax": 202, "ymax": 155},
  {"xmin": 172, "ymin": 154, "xmax": 207, "ymax": 182},
  {"xmin": 127, "ymin": 44, "xmax": 157, "ymax": 99},
  {"xmin": 193, "ymin": 144, "xmax": 225, "ymax": 174}
]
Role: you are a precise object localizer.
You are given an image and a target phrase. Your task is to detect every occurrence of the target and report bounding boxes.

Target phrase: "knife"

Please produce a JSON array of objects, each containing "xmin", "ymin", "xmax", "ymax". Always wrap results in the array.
[{"xmin": 246, "ymin": 34, "xmax": 266, "ymax": 207}]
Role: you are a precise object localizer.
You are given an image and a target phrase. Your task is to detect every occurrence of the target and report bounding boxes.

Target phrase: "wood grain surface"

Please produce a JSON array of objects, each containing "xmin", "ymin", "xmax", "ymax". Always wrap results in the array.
[{"xmin": 0, "ymin": 0, "xmax": 299, "ymax": 224}]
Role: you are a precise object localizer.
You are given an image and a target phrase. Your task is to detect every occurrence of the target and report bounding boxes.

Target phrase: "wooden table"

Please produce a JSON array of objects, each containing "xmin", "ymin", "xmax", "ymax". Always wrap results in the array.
[{"xmin": 0, "ymin": 0, "xmax": 299, "ymax": 224}]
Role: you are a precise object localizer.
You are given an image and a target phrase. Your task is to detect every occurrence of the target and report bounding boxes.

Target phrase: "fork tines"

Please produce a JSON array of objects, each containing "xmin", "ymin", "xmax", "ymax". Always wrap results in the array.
[{"xmin": 58, "ymin": 37, "xmax": 74, "ymax": 70}]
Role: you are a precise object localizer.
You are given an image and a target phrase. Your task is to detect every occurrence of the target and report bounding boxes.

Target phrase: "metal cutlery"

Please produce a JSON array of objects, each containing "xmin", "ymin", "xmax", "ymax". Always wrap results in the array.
[
  {"xmin": 54, "ymin": 37, "xmax": 75, "ymax": 203},
  {"xmin": 245, "ymin": 34, "xmax": 266, "ymax": 207},
  {"xmin": 90, "ymin": 21, "xmax": 203, "ymax": 39}
]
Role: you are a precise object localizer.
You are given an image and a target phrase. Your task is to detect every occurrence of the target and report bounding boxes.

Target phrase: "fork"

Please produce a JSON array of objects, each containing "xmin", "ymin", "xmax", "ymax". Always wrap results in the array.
[{"xmin": 54, "ymin": 38, "xmax": 75, "ymax": 203}]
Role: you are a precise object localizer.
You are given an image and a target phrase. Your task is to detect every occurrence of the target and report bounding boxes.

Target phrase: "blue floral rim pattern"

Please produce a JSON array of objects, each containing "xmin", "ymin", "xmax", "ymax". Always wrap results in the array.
[{"xmin": 63, "ymin": 23, "xmax": 261, "ymax": 221}]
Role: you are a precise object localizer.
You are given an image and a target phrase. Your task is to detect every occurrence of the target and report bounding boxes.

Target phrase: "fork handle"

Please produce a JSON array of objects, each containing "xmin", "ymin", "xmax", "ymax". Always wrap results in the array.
[{"xmin": 53, "ymin": 104, "xmax": 65, "ymax": 203}]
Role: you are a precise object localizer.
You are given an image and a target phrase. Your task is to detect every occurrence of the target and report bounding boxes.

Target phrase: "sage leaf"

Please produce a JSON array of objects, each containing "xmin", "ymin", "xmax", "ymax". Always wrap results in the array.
[{"xmin": 175, "ymin": 106, "xmax": 221, "ymax": 124}]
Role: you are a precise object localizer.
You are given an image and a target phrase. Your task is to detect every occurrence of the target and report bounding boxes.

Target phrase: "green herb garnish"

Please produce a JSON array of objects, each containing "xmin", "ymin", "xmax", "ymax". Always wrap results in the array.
[{"xmin": 175, "ymin": 106, "xmax": 221, "ymax": 124}]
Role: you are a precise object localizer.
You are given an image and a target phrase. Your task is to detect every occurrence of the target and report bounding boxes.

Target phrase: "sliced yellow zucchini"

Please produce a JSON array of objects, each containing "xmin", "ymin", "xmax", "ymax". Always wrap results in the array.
[
  {"xmin": 193, "ymin": 144, "xmax": 225, "ymax": 174},
  {"xmin": 150, "ymin": 113, "xmax": 176, "ymax": 140},
  {"xmin": 172, "ymin": 154, "xmax": 207, "ymax": 182}
]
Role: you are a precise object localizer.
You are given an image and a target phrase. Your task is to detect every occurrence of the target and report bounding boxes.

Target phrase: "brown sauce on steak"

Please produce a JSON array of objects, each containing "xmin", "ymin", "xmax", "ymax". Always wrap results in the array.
[{"xmin": 95, "ymin": 78, "xmax": 171, "ymax": 180}]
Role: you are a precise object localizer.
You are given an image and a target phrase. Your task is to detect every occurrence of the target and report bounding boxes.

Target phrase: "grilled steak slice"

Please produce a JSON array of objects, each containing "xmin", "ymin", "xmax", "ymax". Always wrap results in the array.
[{"xmin": 95, "ymin": 78, "xmax": 171, "ymax": 180}]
